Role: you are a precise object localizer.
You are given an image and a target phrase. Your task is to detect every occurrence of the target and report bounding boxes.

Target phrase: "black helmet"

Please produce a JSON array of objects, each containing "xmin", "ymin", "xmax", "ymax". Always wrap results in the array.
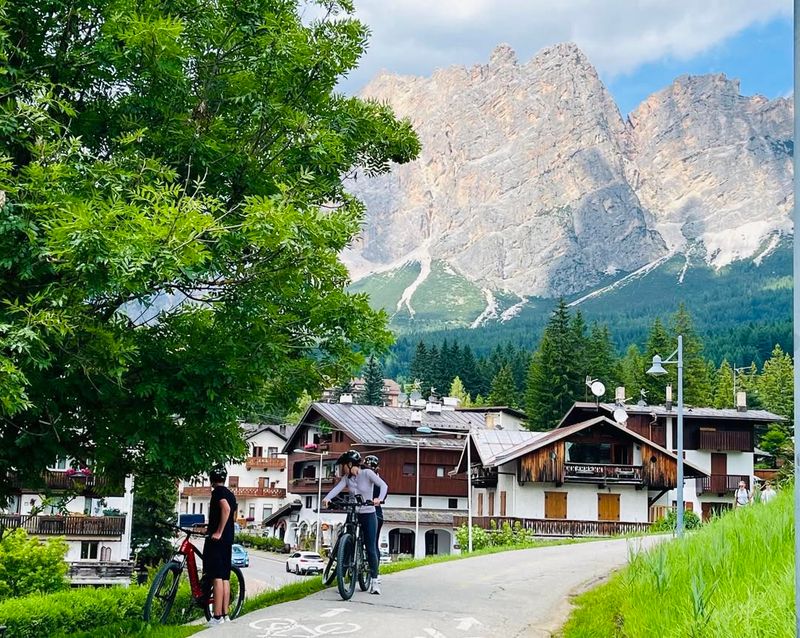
[
  {"xmin": 337, "ymin": 450, "xmax": 362, "ymax": 466},
  {"xmin": 209, "ymin": 465, "xmax": 227, "ymax": 483},
  {"xmin": 364, "ymin": 455, "xmax": 380, "ymax": 469}
]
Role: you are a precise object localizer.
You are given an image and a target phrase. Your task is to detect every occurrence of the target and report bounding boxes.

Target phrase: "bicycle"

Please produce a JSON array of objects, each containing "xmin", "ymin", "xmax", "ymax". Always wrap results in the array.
[
  {"xmin": 320, "ymin": 495, "xmax": 372, "ymax": 600},
  {"xmin": 142, "ymin": 524, "xmax": 245, "ymax": 624}
]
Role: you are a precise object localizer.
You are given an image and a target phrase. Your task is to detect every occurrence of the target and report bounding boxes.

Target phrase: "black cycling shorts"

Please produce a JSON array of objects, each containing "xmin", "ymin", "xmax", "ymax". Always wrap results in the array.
[{"xmin": 204, "ymin": 539, "xmax": 232, "ymax": 580}]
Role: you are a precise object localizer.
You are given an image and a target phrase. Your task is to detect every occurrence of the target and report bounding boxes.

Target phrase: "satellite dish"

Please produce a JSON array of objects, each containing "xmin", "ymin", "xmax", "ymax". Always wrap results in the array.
[
  {"xmin": 410, "ymin": 390, "xmax": 422, "ymax": 402},
  {"xmin": 589, "ymin": 381, "xmax": 606, "ymax": 398},
  {"xmin": 613, "ymin": 408, "xmax": 628, "ymax": 425}
]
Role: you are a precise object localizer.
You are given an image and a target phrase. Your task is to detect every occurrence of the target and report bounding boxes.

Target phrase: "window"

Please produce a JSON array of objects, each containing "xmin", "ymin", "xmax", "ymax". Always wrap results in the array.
[
  {"xmin": 268, "ymin": 447, "xmax": 278, "ymax": 458},
  {"xmin": 305, "ymin": 496, "xmax": 313, "ymax": 509},
  {"xmin": 403, "ymin": 463, "xmax": 416, "ymax": 476},
  {"xmin": 448, "ymin": 498, "xmax": 458, "ymax": 509},
  {"xmin": 252, "ymin": 445, "xmax": 263, "ymax": 458},
  {"xmin": 228, "ymin": 476, "xmax": 239, "ymax": 488},
  {"xmin": 436, "ymin": 467, "xmax": 445, "ymax": 478},
  {"xmin": 52, "ymin": 458, "xmax": 68, "ymax": 470},
  {"xmin": 263, "ymin": 506, "xmax": 273, "ymax": 520},
  {"xmin": 199, "ymin": 503, "xmax": 203, "ymax": 515},
  {"xmin": 81, "ymin": 541, "xmax": 99, "ymax": 560},
  {"xmin": 410, "ymin": 496, "xmax": 422, "ymax": 507},
  {"xmin": 192, "ymin": 502, "xmax": 196, "ymax": 514},
  {"xmin": 248, "ymin": 505, "xmax": 255, "ymax": 519},
  {"xmin": 84, "ymin": 498, "xmax": 93, "ymax": 516}
]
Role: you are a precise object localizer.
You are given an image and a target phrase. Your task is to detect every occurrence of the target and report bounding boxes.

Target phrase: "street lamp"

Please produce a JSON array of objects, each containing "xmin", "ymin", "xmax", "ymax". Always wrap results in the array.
[
  {"xmin": 418, "ymin": 424, "xmax": 474, "ymax": 553},
  {"xmin": 293, "ymin": 448, "xmax": 329, "ymax": 553},
  {"xmin": 386, "ymin": 434, "xmax": 425, "ymax": 558},
  {"xmin": 646, "ymin": 335, "xmax": 685, "ymax": 538}
]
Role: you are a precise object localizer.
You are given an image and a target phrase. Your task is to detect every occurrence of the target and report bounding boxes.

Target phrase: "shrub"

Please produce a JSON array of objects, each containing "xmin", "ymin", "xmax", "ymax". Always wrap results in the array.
[
  {"xmin": 0, "ymin": 529, "xmax": 69, "ymax": 599},
  {"xmin": 650, "ymin": 508, "xmax": 702, "ymax": 533},
  {"xmin": 0, "ymin": 581, "xmax": 198, "ymax": 638},
  {"xmin": 234, "ymin": 532, "xmax": 286, "ymax": 552}
]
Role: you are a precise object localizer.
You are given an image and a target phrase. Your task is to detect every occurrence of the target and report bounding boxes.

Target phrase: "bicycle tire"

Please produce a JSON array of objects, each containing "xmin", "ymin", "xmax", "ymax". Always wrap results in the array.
[
  {"xmin": 357, "ymin": 542, "xmax": 371, "ymax": 592},
  {"xmin": 336, "ymin": 533, "xmax": 357, "ymax": 600},
  {"xmin": 203, "ymin": 566, "xmax": 246, "ymax": 620},
  {"xmin": 143, "ymin": 561, "xmax": 182, "ymax": 624},
  {"xmin": 323, "ymin": 539, "xmax": 340, "ymax": 586}
]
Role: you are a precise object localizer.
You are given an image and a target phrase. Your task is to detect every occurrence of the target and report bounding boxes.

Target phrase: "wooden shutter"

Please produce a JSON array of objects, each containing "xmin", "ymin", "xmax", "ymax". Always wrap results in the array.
[
  {"xmin": 500, "ymin": 491, "xmax": 507, "ymax": 516},
  {"xmin": 544, "ymin": 492, "xmax": 567, "ymax": 519},
  {"xmin": 597, "ymin": 494, "xmax": 620, "ymax": 521},
  {"xmin": 488, "ymin": 492, "xmax": 495, "ymax": 516},
  {"xmin": 477, "ymin": 493, "xmax": 483, "ymax": 516}
]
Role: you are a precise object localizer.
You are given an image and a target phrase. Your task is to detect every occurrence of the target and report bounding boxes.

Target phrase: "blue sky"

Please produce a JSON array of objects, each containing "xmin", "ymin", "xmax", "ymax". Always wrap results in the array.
[{"xmin": 342, "ymin": 0, "xmax": 792, "ymax": 116}]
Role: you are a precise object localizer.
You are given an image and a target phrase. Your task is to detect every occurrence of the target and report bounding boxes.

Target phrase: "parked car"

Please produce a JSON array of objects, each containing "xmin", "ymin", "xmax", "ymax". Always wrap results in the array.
[
  {"xmin": 286, "ymin": 551, "xmax": 325, "ymax": 575},
  {"xmin": 231, "ymin": 544, "xmax": 249, "ymax": 568}
]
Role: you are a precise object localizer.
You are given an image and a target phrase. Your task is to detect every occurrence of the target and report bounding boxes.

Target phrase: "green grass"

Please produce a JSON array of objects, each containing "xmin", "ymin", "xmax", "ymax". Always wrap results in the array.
[
  {"xmin": 53, "ymin": 622, "xmax": 203, "ymax": 637},
  {"xmin": 562, "ymin": 489, "xmax": 794, "ymax": 638}
]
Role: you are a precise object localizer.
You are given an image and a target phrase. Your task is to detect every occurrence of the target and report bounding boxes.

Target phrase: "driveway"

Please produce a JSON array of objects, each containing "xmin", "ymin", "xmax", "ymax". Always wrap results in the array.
[{"xmin": 202, "ymin": 536, "xmax": 663, "ymax": 638}]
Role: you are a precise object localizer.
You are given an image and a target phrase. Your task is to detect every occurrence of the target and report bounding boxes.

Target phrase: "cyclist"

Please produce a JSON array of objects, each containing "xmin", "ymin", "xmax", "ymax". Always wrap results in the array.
[
  {"xmin": 363, "ymin": 455, "xmax": 385, "ymax": 560},
  {"xmin": 205, "ymin": 465, "xmax": 237, "ymax": 626},
  {"xmin": 322, "ymin": 450, "xmax": 387, "ymax": 594}
]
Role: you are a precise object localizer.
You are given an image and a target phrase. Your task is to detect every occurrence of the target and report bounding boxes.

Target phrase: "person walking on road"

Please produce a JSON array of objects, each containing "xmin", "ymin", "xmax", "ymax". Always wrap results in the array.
[
  {"xmin": 364, "ymin": 455, "xmax": 386, "ymax": 559},
  {"xmin": 322, "ymin": 450, "xmax": 388, "ymax": 594},
  {"xmin": 205, "ymin": 465, "xmax": 237, "ymax": 626}
]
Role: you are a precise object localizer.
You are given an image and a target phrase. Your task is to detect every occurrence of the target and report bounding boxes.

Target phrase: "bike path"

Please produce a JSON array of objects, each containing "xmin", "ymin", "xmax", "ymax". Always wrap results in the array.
[{"xmin": 200, "ymin": 535, "xmax": 663, "ymax": 638}]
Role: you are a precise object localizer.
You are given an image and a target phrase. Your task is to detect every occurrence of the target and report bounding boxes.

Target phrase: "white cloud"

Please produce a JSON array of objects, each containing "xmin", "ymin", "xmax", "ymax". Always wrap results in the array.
[{"xmin": 340, "ymin": 0, "xmax": 790, "ymax": 91}]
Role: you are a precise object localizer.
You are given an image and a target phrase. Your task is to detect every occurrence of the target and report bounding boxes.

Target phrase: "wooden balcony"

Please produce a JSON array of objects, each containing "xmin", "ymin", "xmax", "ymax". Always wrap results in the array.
[
  {"xmin": 0, "ymin": 514, "xmax": 126, "ymax": 537},
  {"xmin": 470, "ymin": 467, "xmax": 498, "ymax": 488},
  {"xmin": 180, "ymin": 485, "xmax": 286, "ymax": 498},
  {"xmin": 564, "ymin": 463, "xmax": 643, "ymax": 484},
  {"xmin": 454, "ymin": 516, "xmax": 651, "ymax": 537},
  {"xmin": 245, "ymin": 456, "xmax": 286, "ymax": 471},
  {"xmin": 697, "ymin": 474, "xmax": 750, "ymax": 495},
  {"xmin": 68, "ymin": 561, "xmax": 134, "ymax": 586},
  {"xmin": 10, "ymin": 470, "xmax": 124, "ymax": 496},
  {"xmin": 288, "ymin": 477, "xmax": 336, "ymax": 493},
  {"xmin": 698, "ymin": 430, "xmax": 751, "ymax": 452}
]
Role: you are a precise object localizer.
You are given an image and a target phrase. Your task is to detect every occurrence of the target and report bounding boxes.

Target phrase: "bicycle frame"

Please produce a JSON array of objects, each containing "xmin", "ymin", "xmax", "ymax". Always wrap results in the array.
[{"xmin": 174, "ymin": 530, "xmax": 207, "ymax": 602}]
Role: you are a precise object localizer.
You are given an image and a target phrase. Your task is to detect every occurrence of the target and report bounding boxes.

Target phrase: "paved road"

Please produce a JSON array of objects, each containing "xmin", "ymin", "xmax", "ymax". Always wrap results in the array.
[
  {"xmin": 203, "ymin": 536, "xmax": 664, "ymax": 638},
  {"xmin": 243, "ymin": 550, "xmax": 311, "ymax": 596}
]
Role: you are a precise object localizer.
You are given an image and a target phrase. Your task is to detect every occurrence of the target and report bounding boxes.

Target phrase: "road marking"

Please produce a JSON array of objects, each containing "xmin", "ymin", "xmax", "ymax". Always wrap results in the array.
[
  {"xmin": 455, "ymin": 617, "xmax": 482, "ymax": 631},
  {"xmin": 320, "ymin": 608, "xmax": 350, "ymax": 618}
]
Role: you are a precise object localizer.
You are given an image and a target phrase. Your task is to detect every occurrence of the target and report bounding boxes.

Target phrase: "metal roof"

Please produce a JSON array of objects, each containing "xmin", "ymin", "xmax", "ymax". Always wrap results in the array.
[
  {"xmin": 471, "ymin": 430, "xmax": 547, "ymax": 466},
  {"xmin": 567, "ymin": 402, "xmax": 785, "ymax": 423}
]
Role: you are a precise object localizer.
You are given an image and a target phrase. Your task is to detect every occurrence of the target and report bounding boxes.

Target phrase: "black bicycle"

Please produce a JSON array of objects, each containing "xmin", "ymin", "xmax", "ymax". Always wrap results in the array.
[{"xmin": 321, "ymin": 495, "xmax": 372, "ymax": 600}]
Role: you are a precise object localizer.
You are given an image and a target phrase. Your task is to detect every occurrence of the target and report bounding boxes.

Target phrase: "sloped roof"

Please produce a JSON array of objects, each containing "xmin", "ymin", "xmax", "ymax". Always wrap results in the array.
[
  {"xmin": 471, "ymin": 429, "xmax": 548, "ymax": 466},
  {"xmin": 240, "ymin": 422, "xmax": 297, "ymax": 442},
  {"xmin": 457, "ymin": 416, "xmax": 707, "ymax": 477},
  {"xmin": 285, "ymin": 403, "xmax": 487, "ymax": 452},
  {"xmin": 262, "ymin": 499, "xmax": 301, "ymax": 526},
  {"xmin": 564, "ymin": 402, "xmax": 785, "ymax": 425}
]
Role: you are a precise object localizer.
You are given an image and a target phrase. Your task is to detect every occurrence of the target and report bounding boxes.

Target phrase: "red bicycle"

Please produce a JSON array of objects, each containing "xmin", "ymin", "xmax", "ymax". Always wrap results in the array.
[{"xmin": 143, "ymin": 524, "xmax": 245, "ymax": 624}]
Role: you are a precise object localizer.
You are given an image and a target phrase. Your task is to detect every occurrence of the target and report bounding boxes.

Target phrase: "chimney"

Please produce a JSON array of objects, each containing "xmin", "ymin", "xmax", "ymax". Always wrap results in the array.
[
  {"xmin": 425, "ymin": 401, "xmax": 442, "ymax": 414},
  {"xmin": 736, "ymin": 391, "xmax": 747, "ymax": 412},
  {"xmin": 410, "ymin": 411, "xmax": 422, "ymax": 423},
  {"xmin": 614, "ymin": 387, "xmax": 626, "ymax": 404},
  {"xmin": 339, "ymin": 393, "xmax": 353, "ymax": 404},
  {"xmin": 665, "ymin": 385, "xmax": 673, "ymax": 411},
  {"xmin": 442, "ymin": 396, "xmax": 460, "ymax": 411}
]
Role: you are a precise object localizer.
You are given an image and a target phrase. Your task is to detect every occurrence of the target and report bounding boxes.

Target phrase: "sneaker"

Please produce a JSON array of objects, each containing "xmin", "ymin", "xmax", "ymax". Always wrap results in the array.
[
  {"xmin": 207, "ymin": 617, "xmax": 225, "ymax": 627},
  {"xmin": 370, "ymin": 577, "xmax": 381, "ymax": 595}
]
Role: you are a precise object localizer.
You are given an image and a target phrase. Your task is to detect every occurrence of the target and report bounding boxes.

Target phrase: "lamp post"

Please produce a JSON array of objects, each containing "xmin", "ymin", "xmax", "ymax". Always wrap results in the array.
[
  {"xmin": 417, "ymin": 424, "xmax": 474, "ymax": 553},
  {"xmin": 647, "ymin": 335, "xmax": 685, "ymax": 538},
  {"xmin": 386, "ymin": 434, "xmax": 424, "ymax": 558},
  {"xmin": 293, "ymin": 448, "xmax": 328, "ymax": 553}
]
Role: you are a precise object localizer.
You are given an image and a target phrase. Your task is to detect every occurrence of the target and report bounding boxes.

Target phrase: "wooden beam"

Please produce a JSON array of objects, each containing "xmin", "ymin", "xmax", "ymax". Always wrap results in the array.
[{"xmin": 648, "ymin": 489, "xmax": 668, "ymax": 508}]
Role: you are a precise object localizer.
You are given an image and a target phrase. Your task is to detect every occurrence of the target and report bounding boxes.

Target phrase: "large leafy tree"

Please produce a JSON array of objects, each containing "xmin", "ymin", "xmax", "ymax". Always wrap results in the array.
[{"xmin": 0, "ymin": 0, "xmax": 419, "ymax": 499}]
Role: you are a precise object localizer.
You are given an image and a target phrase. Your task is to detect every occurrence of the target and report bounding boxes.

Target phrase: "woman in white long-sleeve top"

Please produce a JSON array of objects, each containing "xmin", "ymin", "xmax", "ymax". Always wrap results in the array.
[{"xmin": 322, "ymin": 450, "xmax": 388, "ymax": 594}]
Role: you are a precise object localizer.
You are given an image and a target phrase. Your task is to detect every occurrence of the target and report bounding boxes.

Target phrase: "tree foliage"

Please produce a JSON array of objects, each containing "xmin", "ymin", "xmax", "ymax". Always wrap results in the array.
[
  {"xmin": 131, "ymin": 474, "xmax": 179, "ymax": 567},
  {"xmin": 359, "ymin": 354, "xmax": 385, "ymax": 406},
  {"xmin": 0, "ymin": 0, "xmax": 419, "ymax": 495},
  {"xmin": 0, "ymin": 529, "xmax": 68, "ymax": 599}
]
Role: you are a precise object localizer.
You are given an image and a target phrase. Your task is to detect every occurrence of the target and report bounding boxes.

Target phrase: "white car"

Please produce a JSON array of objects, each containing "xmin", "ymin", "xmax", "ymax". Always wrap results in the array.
[{"xmin": 286, "ymin": 551, "xmax": 325, "ymax": 575}]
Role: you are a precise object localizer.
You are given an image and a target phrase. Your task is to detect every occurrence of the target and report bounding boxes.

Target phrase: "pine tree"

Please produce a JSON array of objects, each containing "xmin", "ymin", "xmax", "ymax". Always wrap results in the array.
[
  {"xmin": 712, "ymin": 360, "xmax": 734, "ymax": 408},
  {"xmin": 619, "ymin": 344, "xmax": 647, "ymax": 401},
  {"xmin": 449, "ymin": 376, "xmax": 471, "ymax": 407},
  {"xmin": 671, "ymin": 304, "xmax": 712, "ymax": 406},
  {"xmin": 643, "ymin": 318, "xmax": 674, "ymax": 404},
  {"xmin": 570, "ymin": 310, "xmax": 591, "ymax": 395},
  {"xmin": 360, "ymin": 355, "xmax": 385, "ymax": 406},
  {"xmin": 759, "ymin": 345, "xmax": 793, "ymax": 424},
  {"xmin": 587, "ymin": 323, "xmax": 618, "ymax": 394},
  {"xmin": 459, "ymin": 346, "xmax": 482, "ymax": 399},
  {"xmin": 409, "ymin": 341, "xmax": 431, "ymax": 395},
  {"xmin": 488, "ymin": 364, "xmax": 518, "ymax": 408},
  {"xmin": 132, "ymin": 475, "xmax": 178, "ymax": 566}
]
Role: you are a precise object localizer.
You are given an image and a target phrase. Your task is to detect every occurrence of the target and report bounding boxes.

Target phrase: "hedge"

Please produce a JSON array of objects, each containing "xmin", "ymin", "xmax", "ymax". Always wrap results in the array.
[
  {"xmin": 0, "ymin": 582, "xmax": 198, "ymax": 638},
  {"xmin": 234, "ymin": 532, "xmax": 286, "ymax": 552}
]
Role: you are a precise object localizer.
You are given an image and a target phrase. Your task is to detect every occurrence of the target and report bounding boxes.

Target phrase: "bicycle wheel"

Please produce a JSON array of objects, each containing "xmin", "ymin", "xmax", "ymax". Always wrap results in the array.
[
  {"xmin": 203, "ymin": 566, "xmax": 246, "ymax": 620},
  {"xmin": 323, "ymin": 540, "xmax": 339, "ymax": 586},
  {"xmin": 143, "ymin": 561, "xmax": 182, "ymax": 624},
  {"xmin": 336, "ymin": 533, "xmax": 357, "ymax": 600},
  {"xmin": 357, "ymin": 543, "xmax": 372, "ymax": 592}
]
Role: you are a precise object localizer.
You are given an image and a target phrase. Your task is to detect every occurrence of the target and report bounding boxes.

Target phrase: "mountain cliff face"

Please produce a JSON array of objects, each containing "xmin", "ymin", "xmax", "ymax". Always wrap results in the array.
[{"xmin": 344, "ymin": 43, "xmax": 793, "ymax": 324}]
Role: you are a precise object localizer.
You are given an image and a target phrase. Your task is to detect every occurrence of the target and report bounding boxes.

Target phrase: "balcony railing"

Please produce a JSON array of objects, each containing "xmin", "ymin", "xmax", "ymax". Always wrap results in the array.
[
  {"xmin": 564, "ymin": 463, "xmax": 643, "ymax": 483},
  {"xmin": 697, "ymin": 474, "xmax": 750, "ymax": 494},
  {"xmin": 470, "ymin": 467, "xmax": 498, "ymax": 488},
  {"xmin": 9, "ymin": 470, "xmax": 124, "ymax": 496},
  {"xmin": 180, "ymin": 486, "xmax": 286, "ymax": 499},
  {"xmin": 68, "ymin": 561, "xmax": 134, "ymax": 585},
  {"xmin": 0, "ymin": 514, "xmax": 126, "ymax": 537},
  {"xmin": 454, "ymin": 516, "xmax": 651, "ymax": 537},
  {"xmin": 245, "ymin": 457, "xmax": 286, "ymax": 471},
  {"xmin": 698, "ymin": 430, "xmax": 751, "ymax": 452}
]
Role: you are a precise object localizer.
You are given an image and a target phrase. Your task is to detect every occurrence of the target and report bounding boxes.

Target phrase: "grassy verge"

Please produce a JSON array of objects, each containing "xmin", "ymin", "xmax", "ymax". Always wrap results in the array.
[{"xmin": 562, "ymin": 489, "xmax": 794, "ymax": 637}]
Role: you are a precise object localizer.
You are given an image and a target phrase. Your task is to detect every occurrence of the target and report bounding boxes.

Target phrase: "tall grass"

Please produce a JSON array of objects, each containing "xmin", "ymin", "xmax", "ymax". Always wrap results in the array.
[{"xmin": 563, "ymin": 489, "xmax": 794, "ymax": 637}]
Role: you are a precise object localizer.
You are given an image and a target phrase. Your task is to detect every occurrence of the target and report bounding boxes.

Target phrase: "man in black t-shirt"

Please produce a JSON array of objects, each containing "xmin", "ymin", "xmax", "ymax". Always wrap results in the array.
[{"xmin": 205, "ymin": 465, "xmax": 237, "ymax": 626}]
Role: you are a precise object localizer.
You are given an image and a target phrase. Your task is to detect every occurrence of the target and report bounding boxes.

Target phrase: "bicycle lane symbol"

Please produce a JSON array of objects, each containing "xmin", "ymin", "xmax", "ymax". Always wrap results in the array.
[{"xmin": 249, "ymin": 617, "xmax": 362, "ymax": 637}]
